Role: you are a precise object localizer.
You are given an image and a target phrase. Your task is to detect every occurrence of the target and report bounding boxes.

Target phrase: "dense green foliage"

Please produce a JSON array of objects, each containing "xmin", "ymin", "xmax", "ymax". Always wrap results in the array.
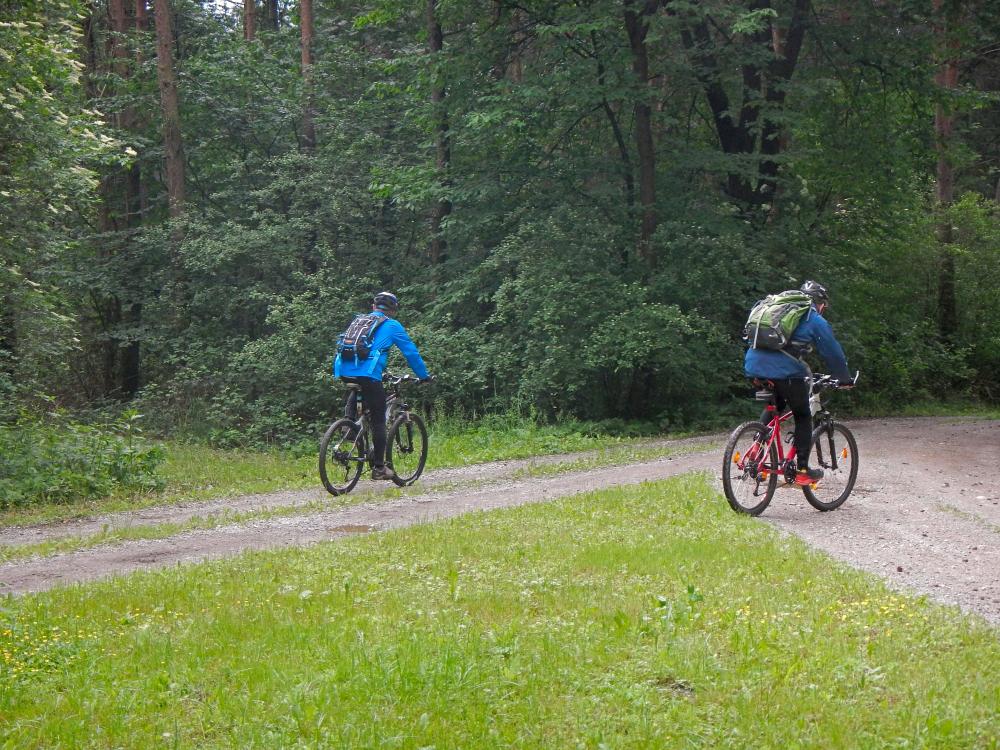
[
  {"xmin": 3, "ymin": 0, "xmax": 1000, "ymax": 447},
  {"xmin": 0, "ymin": 414, "xmax": 164, "ymax": 508}
]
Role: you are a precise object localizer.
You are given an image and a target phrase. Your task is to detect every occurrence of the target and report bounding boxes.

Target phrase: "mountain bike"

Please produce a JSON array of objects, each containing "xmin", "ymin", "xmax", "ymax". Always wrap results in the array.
[
  {"xmin": 318, "ymin": 372, "xmax": 429, "ymax": 495},
  {"xmin": 722, "ymin": 373, "xmax": 859, "ymax": 515}
]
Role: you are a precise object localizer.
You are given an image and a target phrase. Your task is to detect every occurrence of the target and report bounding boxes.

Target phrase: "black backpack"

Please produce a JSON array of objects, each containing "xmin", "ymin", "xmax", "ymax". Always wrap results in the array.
[{"xmin": 337, "ymin": 313, "xmax": 386, "ymax": 362}]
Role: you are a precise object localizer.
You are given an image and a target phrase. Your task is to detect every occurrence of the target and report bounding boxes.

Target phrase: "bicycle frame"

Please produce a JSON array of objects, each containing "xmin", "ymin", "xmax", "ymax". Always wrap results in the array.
[
  {"xmin": 340, "ymin": 383, "xmax": 408, "ymax": 464},
  {"xmin": 738, "ymin": 403, "xmax": 796, "ymax": 481},
  {"xmin": 741, "ymin": 388, "xmax": 842, "ymax": 478}
]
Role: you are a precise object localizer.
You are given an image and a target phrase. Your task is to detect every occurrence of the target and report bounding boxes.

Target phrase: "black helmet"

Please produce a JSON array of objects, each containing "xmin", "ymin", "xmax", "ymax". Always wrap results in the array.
[
  {"xmin": 373, "ymin": 291, "xmax": 399, "ymax": 312},
  {"xmin": 799, "ymin": 280, "xmax": 829, "ymax": 305}
]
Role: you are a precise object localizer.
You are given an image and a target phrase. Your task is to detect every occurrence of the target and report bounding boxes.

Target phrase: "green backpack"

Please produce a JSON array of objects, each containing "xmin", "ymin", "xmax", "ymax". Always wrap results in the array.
[{"xmin": 742, "ymin": 291, "xmax": 813, "ymax": 351}]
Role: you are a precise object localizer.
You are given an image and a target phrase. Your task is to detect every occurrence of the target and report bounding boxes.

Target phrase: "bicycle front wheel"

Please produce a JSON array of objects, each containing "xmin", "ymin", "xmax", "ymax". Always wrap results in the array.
[
  {"xmin": 386, "ymin": 412, "xmax": 428, "ymax": 487},
  {"xmin": 319, "ymin": 418, "xmax": 367, "ymax": 495},
  {"xmin": 722, "ymin": 421, "xmax": 777, "ymax": 516},
  {"xmin": 802, "ymin": 421, "xmax": 858, "ymax": 511}
]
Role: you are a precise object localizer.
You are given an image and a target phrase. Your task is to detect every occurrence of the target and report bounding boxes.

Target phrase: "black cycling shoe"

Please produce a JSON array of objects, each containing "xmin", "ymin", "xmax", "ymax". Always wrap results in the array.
[{"xmin": 371, "ymin": 465, "xmax": 396, "ymax": 481}]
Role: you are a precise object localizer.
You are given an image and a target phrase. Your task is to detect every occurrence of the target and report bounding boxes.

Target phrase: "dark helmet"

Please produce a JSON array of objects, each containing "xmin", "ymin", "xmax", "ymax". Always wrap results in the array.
[
  {"xmin": 799, "ymin": 280, "xmax": 829, "ymax": 305},
  {"xmin": 373, "ymin": 291, "xmax": 399, "ymax": 312}
]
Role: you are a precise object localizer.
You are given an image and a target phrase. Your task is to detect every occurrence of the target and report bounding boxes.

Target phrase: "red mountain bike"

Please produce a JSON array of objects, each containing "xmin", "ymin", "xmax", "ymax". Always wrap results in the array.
[{"xmin": 722, "ymin": 373, "xmax": 859, "ymax": 515}]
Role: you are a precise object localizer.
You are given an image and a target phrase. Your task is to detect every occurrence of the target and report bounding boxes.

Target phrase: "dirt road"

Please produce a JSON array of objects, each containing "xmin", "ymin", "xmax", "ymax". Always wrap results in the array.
[{"xmin": 1, "ymin": 418, "xmax": 998, "ymax": 627}]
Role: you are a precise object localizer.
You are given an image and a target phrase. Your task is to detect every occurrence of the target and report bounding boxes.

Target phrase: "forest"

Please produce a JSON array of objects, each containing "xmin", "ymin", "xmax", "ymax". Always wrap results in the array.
[{"xmin": 2, "ymin": 0, "xmax": 999, "ymax": 456}]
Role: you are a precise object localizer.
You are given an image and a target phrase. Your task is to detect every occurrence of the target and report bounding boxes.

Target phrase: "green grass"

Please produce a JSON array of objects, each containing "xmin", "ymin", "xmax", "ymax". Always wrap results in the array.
[
  {"xmin": 0, "ymin": 438, "xmax": 724, "ymax": 564},
  {"xmin": 2, "ymin": 475, "xmax": 997, "ymax": 748},
  {"xmin": 0, "ymin": 418, "xmax": 669, "ymax": 528},
  {"xmin": 511, "ymin": 440, "xmax": 721, "ymax": 480}
]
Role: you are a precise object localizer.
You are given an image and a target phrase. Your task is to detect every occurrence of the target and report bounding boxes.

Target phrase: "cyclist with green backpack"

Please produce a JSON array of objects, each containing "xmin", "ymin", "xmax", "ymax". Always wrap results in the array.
[
  {"xmin": 334, "ymin": 291, "xmax": 431, "ymax": 480},
  {"xmin": 743, "ymin": 280, "xmax": 852, "ymax": 486}
]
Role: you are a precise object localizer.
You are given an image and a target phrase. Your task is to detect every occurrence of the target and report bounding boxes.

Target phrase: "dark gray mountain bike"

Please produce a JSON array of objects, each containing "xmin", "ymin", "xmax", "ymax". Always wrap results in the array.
[{"xmin": 318, "ymin": 372, "xmax": 429, "ymax": 495}]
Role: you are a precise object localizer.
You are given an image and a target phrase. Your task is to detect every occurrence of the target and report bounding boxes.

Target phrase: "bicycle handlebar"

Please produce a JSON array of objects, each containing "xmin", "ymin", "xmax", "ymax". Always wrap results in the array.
[
  {"xmin": 382, "ymin": 371, "xmax": 434, "ymax": 387},
  {"xmin": 812, "ymin": 370, "xmax": 860, "ymax": 390}
]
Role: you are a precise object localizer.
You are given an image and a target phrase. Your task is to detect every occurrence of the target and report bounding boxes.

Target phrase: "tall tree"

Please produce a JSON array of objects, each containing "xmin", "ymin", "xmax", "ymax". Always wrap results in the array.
[
  {"xmin": 676, "ymin": 0, "xmax": 810, "ymax": 208},
  {"xmin": 934, "ymin": 0, "xmax": 960, "ymax": 339},
  {"xmin": 300, "ymin": 0, "xmax": 316, "ymax": 150},
  {"xmin": 623, "ymin": 0, "xmax": 660, "ymax": 268},
  {"xmin": 427, "ymin": 0, "xmax": 451, "ymax": 265},
  {"xmin": 244, "ymin": 0, "xmax": 257, "ymax": 41},
  {"xmin": 153, "ymin": 0, "xmax": 185, "ymax": 217}
]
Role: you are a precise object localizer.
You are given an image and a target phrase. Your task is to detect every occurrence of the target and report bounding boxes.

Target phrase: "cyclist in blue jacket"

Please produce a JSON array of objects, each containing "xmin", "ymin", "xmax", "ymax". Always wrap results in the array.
[
  {"xmin": 334, "ymin": 291, "xmax": 431, "ymax": 480},
  {"xmin": 745, "ymin": 280, "xmax": 852, "ymax": 486}
]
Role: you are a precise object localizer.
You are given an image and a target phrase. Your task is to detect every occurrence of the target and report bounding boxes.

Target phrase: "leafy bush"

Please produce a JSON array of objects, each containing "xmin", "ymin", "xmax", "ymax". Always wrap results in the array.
[{"xmin": 0, "ymin": 414, "xmax": 165, "ymax": 509}]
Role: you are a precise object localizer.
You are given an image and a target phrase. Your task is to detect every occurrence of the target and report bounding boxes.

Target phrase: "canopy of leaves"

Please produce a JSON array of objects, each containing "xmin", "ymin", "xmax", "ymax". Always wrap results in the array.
[{"xmin": 4, "ymin": 0, "xmax": 1000, "ymax": 443}]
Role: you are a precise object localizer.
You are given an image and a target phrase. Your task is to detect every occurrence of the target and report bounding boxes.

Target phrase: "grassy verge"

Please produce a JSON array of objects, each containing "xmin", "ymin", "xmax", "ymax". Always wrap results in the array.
[
  {"xmin": 0, "ymin": 437, "xmax": 723, "ymax": 563},
  {"xmin": 0, "ymin": 417, "xmax": 661, "ymax": 528},
  {"xmin": 2, "ymin": 475, "xmax": 997, "ymax": 748},
  {"xmin": 511, "ymin": 439, "xmax": 721, "ymax": 480}
]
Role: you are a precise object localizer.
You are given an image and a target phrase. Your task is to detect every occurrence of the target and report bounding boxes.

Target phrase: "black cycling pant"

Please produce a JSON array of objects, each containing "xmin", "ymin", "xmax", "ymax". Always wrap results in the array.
[
  {"xmin": 758, "ymin": 377, "xmax": 812, "ymax": 470},
  {"xmin": 343, "ymin": 377, "xmax": 387, "ymax": 468}
]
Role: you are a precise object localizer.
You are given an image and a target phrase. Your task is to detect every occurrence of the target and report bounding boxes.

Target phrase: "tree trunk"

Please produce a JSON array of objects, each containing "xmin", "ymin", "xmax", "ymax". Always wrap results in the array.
[
  {"xmin": 244, "ymin": 0, "xmax": 256, "ymax": 41},
  {"xmin": 300, "ymin": 0, "xmax": 316, "ymax": 150},
  {"xmin": 265, "ymin": 0, "xmax": 279, "ymax": 30},
  {"xmin": 623, "ymin": 0, "xmax": 659, "ymax": 269},
  {"xmin": 119, "ymin": 0, "xmax": 149, "ymax": 398},
  {"xmin": 593, "ymin": 32, "xmax": 634, "ymax": 218},
  {"xmin": 934, "ymin": 0, "xmax": 959, "ymax": 340},
  {"xmin": 0, "ymin": 302, "xmax": 15, "ymax": 384},
  {"xmin": 677, "ymin": 0, "xmax": 809, "ymax": 209},
  {"xmin": 427, "ymin": 0, "xmax": 451, "ymax": 265},
  {"xmin": 153, "ymin": 0, "xmax": 184, "ymax": 217}
]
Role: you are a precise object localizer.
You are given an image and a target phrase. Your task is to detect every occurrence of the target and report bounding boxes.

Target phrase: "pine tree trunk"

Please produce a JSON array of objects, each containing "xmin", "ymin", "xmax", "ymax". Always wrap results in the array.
[
  {"xmin": 0, "ymin": 304, "xmax": 15, "ymax": 383},
  {"xmin": 119, "ymin": 0, "xmax": 149, "ymax": 398},
  {"xmin": 623, "ymin": 0, "xmax": 658, "ymax": 269},
  {"xmin": 300, "ymin": 0, "xmax": 316, "ymax": 150},
  {"xmin": 244, "ymin": 0, "xmax": 257, "ymax": 40},
  {"xmin": 427, "ymin": 0, "xmax": 451, "ymax": 265},
  {"xmin": 934, "ymin": 0, "xmax": 959, "ymax": 339},
  {"xmin": 153, "ymin": 0, "xmax": 185, "ymax": 218}
]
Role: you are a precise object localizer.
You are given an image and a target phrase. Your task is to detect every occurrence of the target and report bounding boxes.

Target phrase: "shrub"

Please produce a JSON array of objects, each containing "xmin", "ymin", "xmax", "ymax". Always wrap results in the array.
[{"xmin": 0, "ymin": 413, "xmax": 165, "ymax": 509}]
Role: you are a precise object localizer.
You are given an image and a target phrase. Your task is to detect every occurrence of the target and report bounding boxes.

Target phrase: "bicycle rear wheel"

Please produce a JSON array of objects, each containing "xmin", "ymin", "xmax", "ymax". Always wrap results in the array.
[
  {"xmin": 722, "ymin": 421, "xmax": 778, "ymax": 516},
  {"xmin": 386, "ymin": 412, "xmax": 428, "ymax": 487},
  {"xmin": 802, "ymin": 421, "xmax": 858, "ymax": 511},
  {"xmin": 319, "ymin": 418, "xmax": 367, "ymax": 495}
]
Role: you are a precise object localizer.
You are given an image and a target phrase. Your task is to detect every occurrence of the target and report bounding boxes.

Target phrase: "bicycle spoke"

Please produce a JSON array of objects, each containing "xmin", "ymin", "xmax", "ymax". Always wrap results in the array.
[
  {"xmin": 803, "ymin": 422, "xmax": 858, "ymax": 511},
  {"xmin": 319, "ymin": 418, "xmax": 366, "ymax": 495},
  {"xmin": 722, "ymin": 422, "xmax": 777, "ymax": 515},
  {"xmin": 386, "ymin": 413, "xmax": 427, "ymax": 486}
]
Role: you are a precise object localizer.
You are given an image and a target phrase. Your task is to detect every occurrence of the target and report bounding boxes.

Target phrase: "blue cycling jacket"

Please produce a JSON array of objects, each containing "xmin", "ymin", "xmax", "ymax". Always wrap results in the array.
[
  {"xmin": 744, "ymin": 306, "xmax": 851, "ymax": 382},
  {"xmin": 333, "ymin": 311, "xmax": 429, "ymax": 381}
]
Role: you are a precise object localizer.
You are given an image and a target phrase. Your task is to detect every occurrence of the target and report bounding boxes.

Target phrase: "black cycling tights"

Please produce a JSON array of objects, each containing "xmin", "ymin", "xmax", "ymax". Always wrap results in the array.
[
  {"xmin": 344, "ymin": 377, "xmax": 387, "ymax": 468},
  {"xmin": 760, "ymin": 377, "xmax": 812, "ymax": 470}
]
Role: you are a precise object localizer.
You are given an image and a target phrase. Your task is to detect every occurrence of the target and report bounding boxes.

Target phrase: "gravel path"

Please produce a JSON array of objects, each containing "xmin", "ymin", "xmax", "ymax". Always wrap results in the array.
[{"xmin": 1, "ymin": 417, "xmax": 998, "ymax": 627}]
